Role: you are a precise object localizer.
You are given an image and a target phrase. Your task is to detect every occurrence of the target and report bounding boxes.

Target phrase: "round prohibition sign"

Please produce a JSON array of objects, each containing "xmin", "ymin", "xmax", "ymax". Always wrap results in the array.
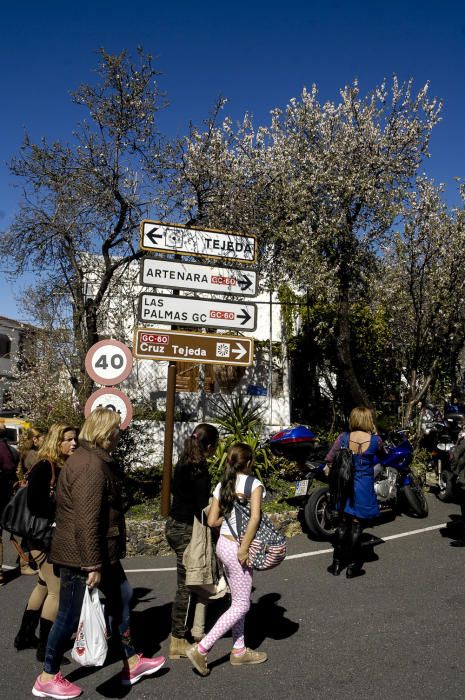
[
  {"xmin": 84, "ymin": 388, "xmax": 133, "ymax": 429},
  {"xmin": 85, "ymin": 339, "xmax": 133, "ymax": 386}
]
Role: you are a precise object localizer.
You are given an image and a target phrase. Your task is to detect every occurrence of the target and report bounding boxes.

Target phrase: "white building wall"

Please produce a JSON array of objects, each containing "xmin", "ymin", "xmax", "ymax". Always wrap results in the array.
[
  {"xmin": 0, "ymin": 318, "xmax": 25, "ymax": 409},
  {"xmin": 90, "ymin": 258, "xmax": 291, "ymax": 428}
]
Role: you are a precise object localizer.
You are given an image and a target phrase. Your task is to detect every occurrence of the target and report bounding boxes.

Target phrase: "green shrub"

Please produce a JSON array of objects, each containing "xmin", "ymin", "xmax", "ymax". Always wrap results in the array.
[{"xmin": 207, "ymin": 394, "xmax": 277, "ymax": 486}]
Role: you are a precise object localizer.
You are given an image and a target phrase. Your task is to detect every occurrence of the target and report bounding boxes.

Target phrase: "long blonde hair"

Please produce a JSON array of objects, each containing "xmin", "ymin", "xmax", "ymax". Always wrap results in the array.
[
  {"xmin": 19, "ymin": 427, "xmax": 45, "ymax": 458},
  {"xmin": 37, "ymin": 424, "xmax": 76, "ymax": 466},
  {"xmin": 79, "ymin": 408, "xmax": 121, "ymax": 450}
]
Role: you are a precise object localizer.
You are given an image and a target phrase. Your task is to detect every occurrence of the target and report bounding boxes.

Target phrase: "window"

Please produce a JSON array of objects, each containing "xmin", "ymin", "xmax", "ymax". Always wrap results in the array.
[{"xmin": 0, "ymin": 334, "xmax": 11, "ymax": 359}]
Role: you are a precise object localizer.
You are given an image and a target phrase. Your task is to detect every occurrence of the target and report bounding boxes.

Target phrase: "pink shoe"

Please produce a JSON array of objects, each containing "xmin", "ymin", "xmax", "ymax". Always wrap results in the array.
[
  {"xmin": 121, "ymin": 654, "xmax": 166, "ymax": 686},
  {"xmin": 32, "ymin": 672, "xmax": 82, "ymax": 698}
]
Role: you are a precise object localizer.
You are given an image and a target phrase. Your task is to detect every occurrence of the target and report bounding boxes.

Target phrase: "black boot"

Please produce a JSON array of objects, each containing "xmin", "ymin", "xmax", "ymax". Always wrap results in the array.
[
  {"xmin": 346, "ymin": 521, "xmax": 365, "ymax": 578},
  {"xmin": 328, "ymin": 522, "xmax": 348, "ymax": 576},
  {"xmin": 14, "ymin": 608, "xmax": 40, "ymax": 650},
  {"xmin": 37, "ymin": 618, "xmax": 70, "ymax": 664},
  {"xmin": 36, "ymin": 618, "xmax": 53, "ymax": 662}
]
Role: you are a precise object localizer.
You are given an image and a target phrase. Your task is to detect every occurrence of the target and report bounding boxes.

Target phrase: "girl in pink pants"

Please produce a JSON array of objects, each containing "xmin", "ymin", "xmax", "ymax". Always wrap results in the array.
[{"xmin": 187, "ymin": 443, "xmax": 268, "ymax": 676}]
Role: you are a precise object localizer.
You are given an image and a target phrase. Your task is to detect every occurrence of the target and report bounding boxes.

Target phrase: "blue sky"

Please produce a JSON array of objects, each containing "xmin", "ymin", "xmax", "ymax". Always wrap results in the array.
[{"xmin": 1, "ymin": 0, "xmax": 465, "ymax": 320}]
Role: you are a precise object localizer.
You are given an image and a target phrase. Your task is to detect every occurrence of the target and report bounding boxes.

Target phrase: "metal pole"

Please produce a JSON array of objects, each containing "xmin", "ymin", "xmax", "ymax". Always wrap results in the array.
[
  {"xmin": 161, "ymin": 360, "xmax": 177, "ymax": 517},
  {"xmin": 198, "ymin": 363, "xmax": 206, "ymax": 421},
  {"xmin": 269, "ymin": 290, "xmax": 273, "ymax": 425}
]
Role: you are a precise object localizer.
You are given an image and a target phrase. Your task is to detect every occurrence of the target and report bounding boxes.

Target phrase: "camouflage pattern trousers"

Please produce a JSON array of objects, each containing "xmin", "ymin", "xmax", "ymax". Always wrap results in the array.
[{"xmin": 165, "ymin": 517, "xmax": 193, "ymax": 638}]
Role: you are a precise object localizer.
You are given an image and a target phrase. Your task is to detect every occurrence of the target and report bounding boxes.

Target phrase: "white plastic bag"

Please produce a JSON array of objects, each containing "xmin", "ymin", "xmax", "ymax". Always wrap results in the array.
[{"xmin": 71, "ymin": 587, "xmax": 108, "ymax": 666}]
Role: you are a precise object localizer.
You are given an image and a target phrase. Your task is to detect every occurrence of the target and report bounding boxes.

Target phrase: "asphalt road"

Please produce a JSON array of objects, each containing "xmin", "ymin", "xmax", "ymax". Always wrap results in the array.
[{"xmin": 1, "ymin": 494, "xmax": 465, "ymax": 700}]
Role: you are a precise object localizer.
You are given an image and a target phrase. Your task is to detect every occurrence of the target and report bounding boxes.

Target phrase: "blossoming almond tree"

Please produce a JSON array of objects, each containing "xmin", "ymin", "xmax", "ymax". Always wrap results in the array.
[
  {"xmin": 382, "ymin": 178, "xmax": 465, "ymax": 427},
  {"xmin": 177, "ymin": 78, "xmax": 442, "ymax": 410},
  {"xmin": 0, "ymin": 48, "xmax": 171, "ymax": 405}
]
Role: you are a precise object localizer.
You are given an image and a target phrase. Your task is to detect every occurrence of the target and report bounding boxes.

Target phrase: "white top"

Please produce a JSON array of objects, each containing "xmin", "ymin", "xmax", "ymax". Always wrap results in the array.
[{"xmin": 213, "ymin": 473, "xmax": 265, "ymax": 536}]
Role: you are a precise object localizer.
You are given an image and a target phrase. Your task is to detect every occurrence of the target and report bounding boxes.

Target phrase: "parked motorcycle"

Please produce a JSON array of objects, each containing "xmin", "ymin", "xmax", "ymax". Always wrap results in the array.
[
  {"xmin": 428, "ymin": 425, "xmax": 456, "ymax": 502},
  {"xmin": 269, "ymin": 426, "xmax": 428, "ymax": 540}
]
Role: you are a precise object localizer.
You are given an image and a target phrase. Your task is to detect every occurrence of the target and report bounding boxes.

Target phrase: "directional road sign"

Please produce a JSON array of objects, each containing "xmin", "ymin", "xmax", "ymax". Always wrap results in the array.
[
  {"xmin": 84, "ymin": 388, "xmax": 133, "ymax": 429},
  {"xmin": 134, "ymin": 328, "xmax": 254, "ymax": 366},
  {"xmin": 140, "ymin": 220, "xmax": 257, "ymax": 264},
  {"xmin": 140, "ymin": 258, "xmax": 258, "ymax": 297},
  {"xmin": 85, "ymin": 339, "xmax": 133, "ymax": 386},
  {"xmin": 138, "ymin": 293, "xmax": 257, "ymax": 332}
]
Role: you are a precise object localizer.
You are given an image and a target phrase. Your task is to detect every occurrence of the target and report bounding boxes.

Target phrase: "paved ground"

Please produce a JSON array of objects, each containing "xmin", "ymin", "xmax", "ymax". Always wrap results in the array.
[{"xmin": 1, "ymin": 493, "xmax": 465, "ymax": 700}]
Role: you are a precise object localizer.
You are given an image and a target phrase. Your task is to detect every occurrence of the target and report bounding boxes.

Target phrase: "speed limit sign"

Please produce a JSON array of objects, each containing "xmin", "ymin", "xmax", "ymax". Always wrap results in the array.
[
  {"xmin": 84, "ymin": 388, "xmax": 133, "ymax": 429},
  {"xmin": 85, "ymin": 339, "xmax": 133, "ymax": 386}
]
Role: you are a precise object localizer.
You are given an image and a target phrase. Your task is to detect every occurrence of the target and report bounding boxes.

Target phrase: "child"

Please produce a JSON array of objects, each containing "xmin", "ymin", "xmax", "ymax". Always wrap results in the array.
[{"xmin": 187, "ymin": 442, "xmax": 268, "ymax": 675}]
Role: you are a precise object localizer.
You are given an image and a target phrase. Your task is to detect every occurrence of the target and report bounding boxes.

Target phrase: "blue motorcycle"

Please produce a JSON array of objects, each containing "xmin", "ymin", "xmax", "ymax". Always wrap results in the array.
[{"xmin": 269, "ymin": 426, "xmax": 428, "ymax": 540}]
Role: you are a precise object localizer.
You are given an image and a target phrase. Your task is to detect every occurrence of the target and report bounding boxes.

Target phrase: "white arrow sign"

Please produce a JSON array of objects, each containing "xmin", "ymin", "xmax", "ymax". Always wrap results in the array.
[
  {"xmin": 138, "ymin": 293, "xmax": 257, "ymax": 332},
  {"xmin": 140, "ymin": 220, "xmax": 257, "ymax": 264},
  {"xmin": 231, "ymin": 343, "xmax": 247, "ymax": 360},
  {"xmin": 140, "ymin": 259, "xmax": 258, "ymax": 297}
]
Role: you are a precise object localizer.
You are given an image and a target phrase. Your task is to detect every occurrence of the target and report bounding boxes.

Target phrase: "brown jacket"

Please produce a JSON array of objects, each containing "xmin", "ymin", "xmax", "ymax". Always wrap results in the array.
[{"xmin": 50, "ymin": 440, "xmax": 126, "ymax": 571}]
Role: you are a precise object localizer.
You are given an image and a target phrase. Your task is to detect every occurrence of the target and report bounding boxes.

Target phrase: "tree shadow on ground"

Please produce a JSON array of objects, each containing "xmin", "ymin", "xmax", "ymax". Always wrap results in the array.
[{"xmin": 439, "ymin": 513, "xmax": 464, "ymax": 542}]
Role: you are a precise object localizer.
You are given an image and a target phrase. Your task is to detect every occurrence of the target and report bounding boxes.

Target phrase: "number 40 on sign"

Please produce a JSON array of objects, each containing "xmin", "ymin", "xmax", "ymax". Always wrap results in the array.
[{"xmin": 85, "ymin": 339, "xmax": 133, "ymax": 386}]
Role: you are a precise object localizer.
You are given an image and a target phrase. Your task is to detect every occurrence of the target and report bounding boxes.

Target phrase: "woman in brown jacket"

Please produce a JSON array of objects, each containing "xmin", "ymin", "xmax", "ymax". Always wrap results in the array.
[
  {"xmin": 32, "ymin": 408, "xmax": 165, "ymax": 700},
  {"xmin": 14, "ymin": 424, "xmax": 77, "ymax": 657}
]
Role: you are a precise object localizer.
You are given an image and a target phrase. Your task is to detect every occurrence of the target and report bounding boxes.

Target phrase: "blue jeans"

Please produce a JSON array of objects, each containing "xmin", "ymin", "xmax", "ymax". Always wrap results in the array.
[{"xmin": 44, "ymin": 562, "xmax": 135, "ymax": 674}]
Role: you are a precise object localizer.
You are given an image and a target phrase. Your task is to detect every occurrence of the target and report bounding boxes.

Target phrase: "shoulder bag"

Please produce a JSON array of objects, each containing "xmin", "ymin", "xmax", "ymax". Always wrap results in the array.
[
  {"xmin": 225, "ymin": 475, "xmax": 287, "ymax": 571},
  {"xmin": 328, "ymin": 432, "xmax": 355, "ymax": 511},
  {"xmin": 0, "ymin": 462, "xmax": 56, "ymax": 549}
]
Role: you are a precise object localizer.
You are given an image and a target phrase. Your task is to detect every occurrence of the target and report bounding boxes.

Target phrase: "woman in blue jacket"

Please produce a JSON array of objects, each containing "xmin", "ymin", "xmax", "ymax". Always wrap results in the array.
[{"xmin": 325, "ymin": 407, "xmax": 386, "ymax": 578}]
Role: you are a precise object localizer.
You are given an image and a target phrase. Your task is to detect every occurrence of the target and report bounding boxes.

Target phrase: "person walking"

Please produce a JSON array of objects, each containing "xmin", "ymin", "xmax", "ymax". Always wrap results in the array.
[
  {"xmin": 14, "ymin": 424, "xmax": 78, "ymax": 655},
  {"xmin": 13, "ymin": 426, "xmax": 46, "ymax": 576},
  {"xmin": 32, "ymin": 408, "xmax": 165, "ymax": 699},
  {"xmin": 0, "ymin": 417, "xmax": 18, "ymax": 585},
  {"xmin": 187, "ymin": 442, "xmax": 268, "ymax": 676},
  {"xmin": 449, "ymin": 430, "xmax": 465, "ymax": 547},
  {"xmin": 18, "ymin": 427, "xmax": 46, "ymax": 478},
  {"xmin": 325, "ymin": 406, "xmax": 386, "ymax": 578},
  {"xmin": 165, "ymin": 423, "xmax": 219, "ymax": 660}
]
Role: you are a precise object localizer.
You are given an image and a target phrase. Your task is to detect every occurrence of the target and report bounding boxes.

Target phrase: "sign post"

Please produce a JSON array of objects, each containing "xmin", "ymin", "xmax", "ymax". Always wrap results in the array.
[
  {"xmin": 84, "ymin": 387, "xmax": 133, "ymax": 429},
  {"xmin": 134, "ymin": 328, "xmax": 254, "ymax": 366},
  {"xmin": 140, "ymin": 258, "xmax": 257, "ymax": 297},
  {"xmin": 162, "ymin": 363, "xmax": 177, "ymax": 517},
  {"xmin": 138, "ymin": 293, "xmax": 257, "ymax": 332},
  {"xmin": 137, "ymin": 220, "xmax": 259, "ymax": 518},
  {"xmin": 84, "ymin": 340, "xmax": 133, "ymax": 429},
  {"xmin": 85, "ymin": 339, "xmax": 133, "ymax": 386},
  {"xmin": 140, "ymin": 220, "xmax": 257, "ymax": 263}
]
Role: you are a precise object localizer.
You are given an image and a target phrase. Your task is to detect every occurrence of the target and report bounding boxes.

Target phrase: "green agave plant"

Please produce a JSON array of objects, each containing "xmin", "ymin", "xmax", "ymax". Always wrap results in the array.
[{"xmin": 208, "ymin": 394, "xmax": 275, "ymax": 486}]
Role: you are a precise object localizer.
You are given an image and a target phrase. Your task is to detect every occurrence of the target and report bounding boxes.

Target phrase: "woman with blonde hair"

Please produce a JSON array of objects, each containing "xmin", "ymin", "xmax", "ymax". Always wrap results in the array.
[
  {"xmin": 14, "ymin": 424, "xmax": 78, "ymax": 655},
  {"xmin": 325, "ymin": 406, "xmax": 386, "ymax": 578},
  {"xmin": 18, "ymin": 427, "xmax": 46, "ymax": 478},
  {"xmin": 32, "ymin": 408, "xmax": 165, "ymax": 700}
]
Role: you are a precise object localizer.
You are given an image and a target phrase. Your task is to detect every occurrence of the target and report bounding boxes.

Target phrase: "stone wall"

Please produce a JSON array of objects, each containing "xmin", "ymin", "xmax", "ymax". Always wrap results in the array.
[{"xmin": 126, "ymin": 509, "xmax": 302, "ymax": 557}]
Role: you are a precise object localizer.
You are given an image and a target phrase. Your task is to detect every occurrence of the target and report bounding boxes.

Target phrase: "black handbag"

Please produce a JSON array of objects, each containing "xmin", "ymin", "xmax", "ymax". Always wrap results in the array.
[
  {"xmin": 329, "ymin": 432, "xmax": 355, "ymax": 511},
  {"xmin": 0, "ymin": 479, "xmax": 54, "ymax": 549}
]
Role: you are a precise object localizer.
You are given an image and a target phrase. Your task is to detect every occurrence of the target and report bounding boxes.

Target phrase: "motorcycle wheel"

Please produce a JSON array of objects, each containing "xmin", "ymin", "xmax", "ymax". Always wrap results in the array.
[
  {"xmin": 401, "ymin": 484, "xmax": 429, "ymax": 517},
  {"xmin": 437, "ymin": 470, "xmax": 455, "ymax": 502},
  {"xmin": 304, "ymin": 487, "xmax": 336, "ymax": 540}
]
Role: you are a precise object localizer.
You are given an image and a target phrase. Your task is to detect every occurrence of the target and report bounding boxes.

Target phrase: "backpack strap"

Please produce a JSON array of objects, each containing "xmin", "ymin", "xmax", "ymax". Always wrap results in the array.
[
  {"xmin": 340, "ymin": 432, "xmax": 349, "ymax": 449},
  {"xmin": 244, "ymin": 475, "xmax": 255, "ymax": 499},
  {"xmin": 224, "ymin": 476, "xmax": 256, "ymax": 540},
  {"xmin": 224, "ymin": 513, "xmax": 239, "ymax": 540}
]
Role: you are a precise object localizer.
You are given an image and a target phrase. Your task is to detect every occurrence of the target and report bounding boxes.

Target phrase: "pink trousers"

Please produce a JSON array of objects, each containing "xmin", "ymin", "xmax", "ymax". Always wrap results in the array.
[{"xmin": 200, "ymin": 535, "xmax": 253, "ymax": 651}]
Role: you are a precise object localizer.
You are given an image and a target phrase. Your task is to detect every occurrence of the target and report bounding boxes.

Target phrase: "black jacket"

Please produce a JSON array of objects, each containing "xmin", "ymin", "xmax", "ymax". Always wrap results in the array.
[{"xmin": 169, "ymin": 460, "xmax": 211, "ymax": 523}]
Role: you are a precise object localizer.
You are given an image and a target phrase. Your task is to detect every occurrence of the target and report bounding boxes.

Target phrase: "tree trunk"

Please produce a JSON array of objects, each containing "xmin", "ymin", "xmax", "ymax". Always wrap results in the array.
[
  {"xmin": 335, "ymin": 283, "xmax": 372, "ymax": 412},
  {"xmin": 402, "ymin": 360, "xmax": 439, "ymax": 428}
]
